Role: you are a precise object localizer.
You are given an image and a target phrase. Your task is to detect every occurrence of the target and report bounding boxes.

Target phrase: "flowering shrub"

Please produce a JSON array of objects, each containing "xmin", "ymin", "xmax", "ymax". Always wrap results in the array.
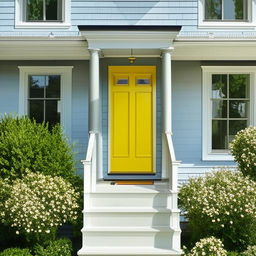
[
  {"xmin": 179, "ymin": 169, "xmax": 256, "ymax": 251},
  {"xmin": 34, "ymin": 238, "xmax": 72, "ymax": 256},
  {"xmin": 0, "ymin": 115, "xmax": 76, "ymax": 183},
  {"xmin": 0, "ymin": 248, "xmax": 32, "ymax": 256},
  {"xmin": 242, "ymin": 245, "xmax": 256, "ymax": 256},
  {"xmin": 0, "ymin": 171, "xmax": 79, "ymax": 242},
  {"xmin": 230, "ymin": 126, "xmax": 256, "ymax": 181},
  {"xmin": 184, "ymin": 236, "xmax": 227, "ymax": 256}
]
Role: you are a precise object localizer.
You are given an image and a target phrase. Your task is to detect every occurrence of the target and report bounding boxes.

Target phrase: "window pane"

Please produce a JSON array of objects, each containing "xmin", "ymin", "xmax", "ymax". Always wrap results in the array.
[
  {"xmin": 136, "ymin": 79, "xmax": 151, "ymax": 85},
  {"xmin": 229, "ymin": 74, "xmax": 249, "ymax": 98},
  {"xmin": 224, "ymin": 0, "xmax": 245, "ymax": 20},
  {"xmin": 27, "ymin": 0, "xmax": 43, "ymax": 21},
  {"xmin": 46, "ymin": 75, "xmax": 61, "ymax": 98},
  {"xmin": 45, "ymin": 100, "xmax": 60, "ymax": 128},
  {"xmin": 117, "ymin": 79, "xmax": 129, "ymax": 85},
  {"xmin": 212, "ymin": 100, "xmax": 227, "ymax": 118},
  {"xmin": 229, "ymin": 100, "xmax": 248, "ymax": 118},
  {"xmin": 212, "ymin": 120, "xmax": 228, "ymax": 149},
  {"xmin": 205, "ymin": 0, "xmax": 222, "ymax": 20},
  {"xmin": 229, "ymin": 120, "xmax": 247, "ymax": 143},
  {"xmin": 29, "ymin": 100, "xmax": 44, "ymax": 123},
  {"xmin": 46, "ymin": 0, "xmax": 61, "ymax": 20},
  {"xmin": 29, "ymin": 75, "xmax": 45, "ymax": 98},
  {"xmin": 212, "ymin": 74, "xmax": 227, "ymax": 98}
]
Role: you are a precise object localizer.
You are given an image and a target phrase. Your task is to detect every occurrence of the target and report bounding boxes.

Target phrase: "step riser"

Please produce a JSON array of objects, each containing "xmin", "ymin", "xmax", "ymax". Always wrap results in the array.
[
  {"xmin": 82, "ymin": 233, "xmax": 173, "ymax": 249},
  {"xmin": 84, "ymin": 212, "xmax": 171, "ymax": 227},
  {"xmin": 89, "ymin": 194, "xmax": 170, "ymax": 208}
]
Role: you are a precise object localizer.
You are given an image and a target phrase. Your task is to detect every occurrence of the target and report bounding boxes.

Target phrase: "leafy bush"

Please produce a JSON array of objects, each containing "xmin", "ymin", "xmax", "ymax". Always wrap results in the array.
[
  {"xmin": 34, "ymin": 238, "xmax": 72, "ymax": 256},
  {"xmin": 230, "ymin": 126, "xmax": 256, "ymax": 181},
  {"xmin": 242, "ymin": 246, "xmax": 256, "ymax": 256},
  {"xmin": 184, "ymin": 236, "xmax": 227, "ymax": 256},
  {"xmin": 0, "ymin": 115, "xmax": 76, "ymax": 183},
  {"xmin": 227, "ymin": 252, "xmax": 240, "ymax": 256},
  {"xmin": 0, "ymin": 171, "xmax": 79, "ymax": 243},
  {"xmin": 0, "ymin": 248, "xmax": 32, "ymax": 256},
  {"xmin": 179, "ymin": 170, "xmax": 256, "ymax": 251}
]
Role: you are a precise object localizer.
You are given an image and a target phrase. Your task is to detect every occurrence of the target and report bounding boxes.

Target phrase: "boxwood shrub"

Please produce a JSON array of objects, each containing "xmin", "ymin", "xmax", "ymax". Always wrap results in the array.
[
  {"xmin": 0, "ymin": 115, "xmax": 76, "ymax": 183},
  {"xmin": 0, "ymin": 248, "xmax": 32, "ymax": 256}
]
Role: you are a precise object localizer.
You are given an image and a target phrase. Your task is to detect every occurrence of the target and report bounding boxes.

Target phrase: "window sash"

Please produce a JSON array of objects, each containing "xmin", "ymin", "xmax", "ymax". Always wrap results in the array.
[
  {"xmin": 26, "ymin": 0, "xmax": 63, "ymax": 22},
  {"xmin": 204, "ymin": 0, "xmax": 248, "ymax": 21},
  {"xmin": 211, "ymin": 73, "xmax": 250, "ymax": 151}
]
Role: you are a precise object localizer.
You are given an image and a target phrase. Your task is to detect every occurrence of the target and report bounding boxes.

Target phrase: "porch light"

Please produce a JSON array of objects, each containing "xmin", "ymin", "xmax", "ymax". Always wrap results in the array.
[{"xmin": 128, "ymin": 49, "xmax": 136, "ymax": 64}]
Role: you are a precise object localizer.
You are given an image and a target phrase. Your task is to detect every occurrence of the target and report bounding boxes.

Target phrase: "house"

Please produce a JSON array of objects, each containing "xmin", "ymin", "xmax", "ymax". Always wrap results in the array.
[{"xmin": 0, "ymin": 0, "xmax": 254, "ymax": 255}]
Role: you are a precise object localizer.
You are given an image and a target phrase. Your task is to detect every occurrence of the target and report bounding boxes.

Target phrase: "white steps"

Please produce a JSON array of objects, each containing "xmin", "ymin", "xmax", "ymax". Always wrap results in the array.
[
  {"xmin": 78, "ymin": 184, "xmax": 182, "ymax": 256},
  {"xmin": 78, "ymin": 247, "xmax": 181, "ymax": 256}
]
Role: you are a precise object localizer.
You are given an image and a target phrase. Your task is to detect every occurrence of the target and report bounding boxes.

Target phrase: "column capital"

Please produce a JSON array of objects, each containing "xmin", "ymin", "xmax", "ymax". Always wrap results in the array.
[
  {"xmin": 161, "ymin": 47, "xmax": 174, "ymax": 54},
  {"xmin": 88, "ymin": 48, "xmax": 101, "ymax": 53}
]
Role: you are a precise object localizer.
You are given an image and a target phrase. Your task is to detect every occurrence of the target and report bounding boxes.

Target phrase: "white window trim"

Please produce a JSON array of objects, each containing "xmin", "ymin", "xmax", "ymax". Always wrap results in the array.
[
  {"xmin": 202, "ymin": 66, "xmax": 256, "ymax": 161},
  {"xmin": 15, "ymin": 0, "xmax": 71, "ymax": 29},
  {"xmin": 18, "ymin": 66, "xmax": 73, "ymax": 139},
  {"xmin": 198, "ymin": 0, "xmax": 256, "ymax": 29}
]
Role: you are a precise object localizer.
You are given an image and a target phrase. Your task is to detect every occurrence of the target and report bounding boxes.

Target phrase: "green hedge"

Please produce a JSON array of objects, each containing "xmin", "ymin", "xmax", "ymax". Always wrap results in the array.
[{"xmin": 0, "ymin": 115, "xmax": 76, "ymax": 183}]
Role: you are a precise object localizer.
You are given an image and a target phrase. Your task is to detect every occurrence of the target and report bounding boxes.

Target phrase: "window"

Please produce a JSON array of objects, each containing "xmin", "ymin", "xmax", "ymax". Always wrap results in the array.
[
  {"xmin": 26, "ymin": 0, "xmax": 63, "ymax": 22},
  {"xmin": 19, "ymin": 66, "xmax": 73, "ymax": 138},
  {"xmin": 15, "ymin": 0, "xmax": 70, "ymax": 28},
  {"xmin": 28, "ymin": 75, "xmax": 61, "ymax": 129},
  {"xmin": 205, "ymin": 0, "xmax": 247, "ymax": 21},
  {"xmin": 198, "ymin": 0, "xmax": 255, "ymax": 28},
  {"xmin": 202, "ymin": 66, "xmax": 256, "ymax": 161}
]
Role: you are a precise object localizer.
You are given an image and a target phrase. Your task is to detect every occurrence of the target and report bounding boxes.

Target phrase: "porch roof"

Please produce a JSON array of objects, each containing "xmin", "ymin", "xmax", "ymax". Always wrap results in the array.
[{"xmin": 78, "ymin": 25, "xmax": 182, "ymax": 50}]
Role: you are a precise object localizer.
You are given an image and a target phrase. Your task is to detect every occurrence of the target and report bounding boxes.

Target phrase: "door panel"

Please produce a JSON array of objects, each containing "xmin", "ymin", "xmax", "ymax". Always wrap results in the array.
[{"xmin": 109, "ymin": 66, "xmax": 156, "ymax": 174}]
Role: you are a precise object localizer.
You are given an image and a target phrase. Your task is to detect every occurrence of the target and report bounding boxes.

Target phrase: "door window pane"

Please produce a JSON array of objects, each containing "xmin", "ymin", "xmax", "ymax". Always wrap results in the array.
[
  {"xmin": 205, "ymin": 0, "xmax": 222, "ymax": 20},
  {"xmin": 136, "ymin": 79, "xmax": 151, "ymax": 85},
  {"xmin": 212, "ymin": 74, "xmax": 227, "ymax": 98},
  {"xmin": 212, "ymin": 120, "xmax": 227, "ymax": 149}
]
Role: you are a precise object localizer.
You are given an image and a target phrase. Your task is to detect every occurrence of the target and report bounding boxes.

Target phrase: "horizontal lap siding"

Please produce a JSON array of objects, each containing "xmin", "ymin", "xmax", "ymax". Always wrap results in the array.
[
  {"xmin": 0, "ymin": 1, "xmax": 14, "ymax": 32},
  {"xmin": 72, "ymin": 0, "xmax": 198, "ymax": 29},
  {"xmin": 172, "ymin": 61, "xmax": 236, "ymax": 183},
  {"xmin": 0, "ymin": 0, "xmax": 198, "ymax": 33}
]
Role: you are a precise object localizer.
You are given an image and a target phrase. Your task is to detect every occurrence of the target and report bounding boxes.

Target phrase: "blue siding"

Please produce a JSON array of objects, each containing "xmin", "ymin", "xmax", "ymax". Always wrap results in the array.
[
  {"xmin": 0, "ymin": 60, "xmax": 89, "ymax": 177},
  {"xmin": 172, "ymin": 61, "xmax": 236, "ymax": 182},
  {"xmin": 72, "ymin": 0, "xmax": 197, "ymax": 28},
  {"xmin": 1, "ymin": 0, "xmax": 256, "ymax": 35}
]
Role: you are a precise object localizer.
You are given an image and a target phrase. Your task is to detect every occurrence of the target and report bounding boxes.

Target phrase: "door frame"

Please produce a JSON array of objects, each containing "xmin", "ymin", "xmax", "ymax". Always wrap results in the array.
[{"xmin": 108, "ymin": 66, "xmax": 157, "ymax": 175}]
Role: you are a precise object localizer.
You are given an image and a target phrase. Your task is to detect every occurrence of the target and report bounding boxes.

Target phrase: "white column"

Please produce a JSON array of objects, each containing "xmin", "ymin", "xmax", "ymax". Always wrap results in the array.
[
  {"xmin": 162, "ymin": 47, "xmax": 174, "ymax": 133},
  {"xmin": 89, "ymin": 48, "xmax": 101, "ymax": 132}
]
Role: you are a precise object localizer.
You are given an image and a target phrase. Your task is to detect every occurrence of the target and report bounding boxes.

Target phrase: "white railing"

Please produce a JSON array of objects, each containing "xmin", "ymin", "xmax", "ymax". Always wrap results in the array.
[
  {"xmin": 165, "ymin": 132, "xmax": 180, "ymax": 192},
  {"xmin": 82, "ymin": 132, "xmax": 97, "ymax": 197}
]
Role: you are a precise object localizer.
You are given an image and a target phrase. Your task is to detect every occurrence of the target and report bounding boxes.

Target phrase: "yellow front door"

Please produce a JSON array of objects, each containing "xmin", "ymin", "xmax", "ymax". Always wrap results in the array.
[{"xmin": 109, "ymin": 66, "xmax": 156, "ymax": 174}]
